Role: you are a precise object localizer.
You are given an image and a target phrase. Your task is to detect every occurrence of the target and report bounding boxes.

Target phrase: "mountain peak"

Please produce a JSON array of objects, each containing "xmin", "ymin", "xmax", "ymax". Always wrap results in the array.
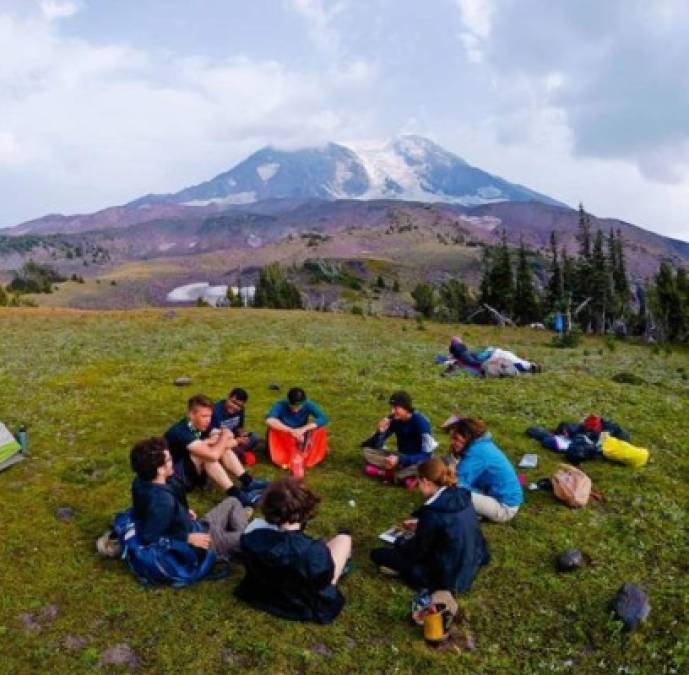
[{"xmin": 124, "ymin": 136, "xmax": 564, "ymax": 210}]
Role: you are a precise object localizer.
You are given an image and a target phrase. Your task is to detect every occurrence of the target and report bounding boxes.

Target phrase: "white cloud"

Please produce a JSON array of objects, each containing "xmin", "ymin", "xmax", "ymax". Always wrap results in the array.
[
  {"xmin": 456, "ymin": 0, "xmax": 495, "ymax": 63},
  {"xmin": 0, "ymin": 10, "xmax": 378, "ymax": 226},
  {"xmin": 39, "ymin": 0, "xmax": 81, "ymax": 21},
  {"xmin": 287, "ymin": 0, "xmax": 347, "ymax": 54}
]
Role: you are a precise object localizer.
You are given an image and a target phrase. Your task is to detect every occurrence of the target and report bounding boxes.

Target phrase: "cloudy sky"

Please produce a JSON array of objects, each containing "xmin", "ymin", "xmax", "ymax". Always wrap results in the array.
[{"xmin": 1, "ymin": 0, "xmax": 689, "ymax": 239}]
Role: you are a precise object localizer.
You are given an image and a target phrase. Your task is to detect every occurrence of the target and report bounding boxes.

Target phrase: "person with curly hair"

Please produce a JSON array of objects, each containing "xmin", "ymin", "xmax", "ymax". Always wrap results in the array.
[{"xmin": 235, "ymin": 478, "xmax": 351, "ymax": 624}]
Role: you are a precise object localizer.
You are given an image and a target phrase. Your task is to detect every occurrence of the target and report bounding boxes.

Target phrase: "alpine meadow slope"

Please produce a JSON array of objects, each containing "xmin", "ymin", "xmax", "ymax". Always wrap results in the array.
[{"xmin": 0, "ymin": 307, "xmax": 688, "ymax": 673}]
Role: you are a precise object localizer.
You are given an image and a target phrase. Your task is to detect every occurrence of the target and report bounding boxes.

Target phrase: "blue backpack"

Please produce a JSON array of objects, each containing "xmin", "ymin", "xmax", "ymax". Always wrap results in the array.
[{"xmin": 112, "ymin": 509, "xmax": 219, "ymax": 588}]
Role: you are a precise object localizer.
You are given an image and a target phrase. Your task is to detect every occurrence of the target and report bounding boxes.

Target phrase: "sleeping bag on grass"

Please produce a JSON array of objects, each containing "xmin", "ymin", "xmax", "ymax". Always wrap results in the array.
[{"xmin": 600, "ymin": 434, "xmax": 649, "ymax": 468}]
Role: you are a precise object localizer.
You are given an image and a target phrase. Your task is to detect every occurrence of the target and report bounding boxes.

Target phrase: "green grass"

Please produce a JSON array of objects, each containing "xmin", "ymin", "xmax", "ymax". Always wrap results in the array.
[{"xmin": 1, "ymin": 308, "xmax": 688, "ymax": 673}]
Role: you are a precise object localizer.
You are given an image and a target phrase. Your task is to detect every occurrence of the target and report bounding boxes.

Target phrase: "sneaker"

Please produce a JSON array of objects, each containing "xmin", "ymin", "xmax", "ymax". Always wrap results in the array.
[
  {"xmin": 364, "ymin": 464, "xmax": 384, "ymax": 479},
  {"xmin": 243, "ymin": 477, "xmax": 268, "ymax": 491},
  {"xmin": 96, "ymin": 529, "xmax": 121, "ymax": 558},
  {"xmin": 238, "ymin": 489, "xmax": 263, "ymax": 508}
]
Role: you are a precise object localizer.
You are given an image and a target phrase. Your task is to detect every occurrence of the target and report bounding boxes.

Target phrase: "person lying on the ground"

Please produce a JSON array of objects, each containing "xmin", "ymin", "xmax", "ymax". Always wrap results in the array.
[
  {"xmin": 211, "ymin": 387, "xmax": 263, "ymax": 466},
  {"xmin": 444, "ymin": 418, "xmax": 523, "ymax": 523},
  {"xmin": 265, "ymin": 387, "xmax": 329, "ymax": 469},
  {"xmin": 370, "ymin": 458, "xmax": 488, "ymax": 594},
  {"xmin": 235, "ymin": 477, "xmax": 352, "ymax": 624},
  {"xmin": 165, "ymin": 394, "xmax": 267, "ymax": 505},
  {"xmin": 130, "ymin": 436, "xmax": 249, "ymax": 559},
  {"xmin": 361, "ymin": 390, "xmax": 438, "ymax": 488},
  {"xmin": 527, "ymin": 415, "xmax": 634, "ymax": 465},
  {"xmin": 443, "ymin": 335, "xmax": 540, "ymax": 377}
]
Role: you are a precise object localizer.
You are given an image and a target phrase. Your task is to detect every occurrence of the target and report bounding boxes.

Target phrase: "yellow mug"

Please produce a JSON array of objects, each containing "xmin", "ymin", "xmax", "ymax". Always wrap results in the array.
[{"xmin": 423, "ymin": 611, "xmax": 445, "ymax": 643}]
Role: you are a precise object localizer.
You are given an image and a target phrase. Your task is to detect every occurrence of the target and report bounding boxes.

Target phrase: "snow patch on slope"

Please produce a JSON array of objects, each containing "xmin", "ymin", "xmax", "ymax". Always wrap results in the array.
[
  {"xmin": 182, "ymin": 192, "xmax": 256, "ymax": 207},
  {"xmin": 256, "ymin": 163, "xmax": 280, "ymax": 181}
]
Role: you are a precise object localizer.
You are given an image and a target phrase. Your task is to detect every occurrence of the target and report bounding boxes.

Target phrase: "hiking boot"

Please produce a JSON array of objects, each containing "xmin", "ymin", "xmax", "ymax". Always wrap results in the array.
[
  {"xmin": 238, "ymin": 489, "xmax": 263, "ymax": 508},
  {"xmin": 96, "ymin": 530, "xmax": 121, "ymax": 559},
  {"xmin": 243, "ymin": 477, "xmax": 268, "ymax": 492}
]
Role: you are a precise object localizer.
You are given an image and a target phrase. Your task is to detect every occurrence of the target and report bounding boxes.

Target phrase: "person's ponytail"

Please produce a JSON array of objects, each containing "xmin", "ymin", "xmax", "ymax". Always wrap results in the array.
[{"xmin": 418, "ymin": 457, "xmax": 457, "ymax": 488}]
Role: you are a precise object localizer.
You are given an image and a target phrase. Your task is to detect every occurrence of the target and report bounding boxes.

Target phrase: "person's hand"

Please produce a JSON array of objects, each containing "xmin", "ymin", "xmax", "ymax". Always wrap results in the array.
[
  {"xmin": 291, "ymin": 428, "xmax": 304, "ymax": 442},
  {"xmin": 384, "ymin": 454, "xmax": 399, "ymax": 469},
  {"xmin": 378, "ymin": 417, "xmax": 391, "ymax": 433},
  {"xmin": 188, "ymin": 532, "xmax": 211, "ymax": 549},
  {"xmin": 188, "ymin": 509, "xmax": 197, "ymax": 521}
]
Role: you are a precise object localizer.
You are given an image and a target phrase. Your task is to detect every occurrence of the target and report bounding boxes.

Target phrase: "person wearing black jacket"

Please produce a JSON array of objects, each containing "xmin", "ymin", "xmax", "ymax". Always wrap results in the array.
[
  {"xmin": 130, "ymin": 437, "xmax": 248, "ymax": 557},
  {"xmin": 235, "ymin": 478, "xmax": 352, "ymax": 624},
  {"xmin": 370, "ymin": 457, "xmax": 489, "ymax": 593}
]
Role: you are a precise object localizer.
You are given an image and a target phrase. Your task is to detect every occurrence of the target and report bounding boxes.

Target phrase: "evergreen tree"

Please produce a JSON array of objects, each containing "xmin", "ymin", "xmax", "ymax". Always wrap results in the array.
[
  {"xmin": 480, "ymin": 231, "xmax": 514, "ymax": 315},
  {"xmin": 545, "ymin": 231, "xmax": 564, "ymax": 312},
  {"xmin": 613, "ymin": 229, "xmax": 630, "ymax": 305},
  {"xmin": 589, "ymin": 230, "xmax": 611, "ymax": 333},
  {"xmin": 514, "ymin": 240, "xmax": 540, "ymax": 325},
  {"xmin": 392, "ymin": 279, "xmax": 401, "ymax": 293},
  {"xmin": 576, "ymin": 203, "xmax": 592, "ymax": 259},
  {"xmin": 437, "ymin": 279, "xmax": 470, "ymax": 323},
  {"xmin": 653, "ymin": 262, "xmax": 682, "ymax": 340},
  {"xmin": 226, "ymin": 286, "xmax": 244, "ymax": 308},
  {"xmin": 253, "ymin": 263, "xmax": 303, "ymax": 309},
  {"xmin": 411, "ymin": 283, "xmax": 436, "ymax": 318},
  {"xmin": 375, "ymin": 275, "xmax": 386, "ymax": 290},
  {"xmin": 0, "ymin": 285, "xmax": 7, "ymax": 306}
]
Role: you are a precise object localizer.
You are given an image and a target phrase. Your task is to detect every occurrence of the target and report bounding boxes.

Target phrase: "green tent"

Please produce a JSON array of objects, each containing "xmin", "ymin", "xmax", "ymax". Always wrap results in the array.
[{"xmin": 0, "ymin": 422, "xmax": 23, "ymax": 472}]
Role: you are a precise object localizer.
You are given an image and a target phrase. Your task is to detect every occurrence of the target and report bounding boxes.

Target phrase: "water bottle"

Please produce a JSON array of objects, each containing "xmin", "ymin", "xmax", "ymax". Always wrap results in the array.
[
  {"xmin": 16, "ymin": 425, "xmax": 29, "ymax": 455},
  {"xmin": 290, "ymin": 450, "xmax": 304, "ymax": 480}
]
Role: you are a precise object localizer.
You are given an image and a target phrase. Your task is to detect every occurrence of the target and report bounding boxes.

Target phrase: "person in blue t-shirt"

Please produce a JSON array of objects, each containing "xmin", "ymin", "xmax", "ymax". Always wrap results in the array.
[
  {"xmin": 443, "ymin": 417, "xmax": 523, "ymax": 523},
  {"xmin": 211, "ymin": 388, "xmax": 262, "ymax": 466},
  {"xmin": 362, "ymin": 390, "xmax": 438, "ymax": 488},
  {"xmin": 266, "ymin": 387, "xmax": 329, "ymax": 469}
]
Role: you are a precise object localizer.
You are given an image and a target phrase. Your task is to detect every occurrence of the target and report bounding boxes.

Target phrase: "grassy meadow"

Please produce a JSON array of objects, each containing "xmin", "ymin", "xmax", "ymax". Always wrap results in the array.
[{"xmin": 0, "ymin": 308, "xmax": 688, "ymax": 674}]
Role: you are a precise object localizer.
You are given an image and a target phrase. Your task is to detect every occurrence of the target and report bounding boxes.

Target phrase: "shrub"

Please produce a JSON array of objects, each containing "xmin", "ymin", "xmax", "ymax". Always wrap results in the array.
[
  {"xmin": 552, "ymin": 328, "xmax": 582, "ymax": 349},
  {"xmin": 611, "ymin": 372, "xmax": 645, "ymax": 385}
]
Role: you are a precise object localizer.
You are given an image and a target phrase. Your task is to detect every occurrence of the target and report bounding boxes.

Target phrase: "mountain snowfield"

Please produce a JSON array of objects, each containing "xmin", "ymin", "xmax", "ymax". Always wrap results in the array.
[{"xmin": 130, "ymin": 135, "xmax": 565, "ymax": 210}]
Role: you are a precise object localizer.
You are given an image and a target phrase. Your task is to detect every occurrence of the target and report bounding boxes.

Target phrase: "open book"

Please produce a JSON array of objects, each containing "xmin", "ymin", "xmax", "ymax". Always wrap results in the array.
[{"xmin": 379, "ymin": 522, "xmax": 416, "ymax": 544}]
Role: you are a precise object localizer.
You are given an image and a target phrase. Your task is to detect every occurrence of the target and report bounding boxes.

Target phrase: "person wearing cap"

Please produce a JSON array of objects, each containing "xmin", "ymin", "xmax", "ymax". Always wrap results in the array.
[
  {"xmin": 265, "ymin": 387, "xmax": 330, "ymax": 469},
  {"xmin": 361, "ymin": 390, "xmax": 438, "ymax": 488}
]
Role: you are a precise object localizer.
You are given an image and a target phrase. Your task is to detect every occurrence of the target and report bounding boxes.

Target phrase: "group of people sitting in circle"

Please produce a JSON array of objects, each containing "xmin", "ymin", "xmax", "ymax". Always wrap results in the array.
[{"xmin": 103, "ymin": 384, "xmax": 524, "ymax": 626}]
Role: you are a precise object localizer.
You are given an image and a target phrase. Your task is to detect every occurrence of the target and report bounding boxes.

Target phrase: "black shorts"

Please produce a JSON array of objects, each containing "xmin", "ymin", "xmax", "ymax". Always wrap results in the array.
[{"xmin": 174, "ymin": 455, "xmax": 207, "ymax": 491}]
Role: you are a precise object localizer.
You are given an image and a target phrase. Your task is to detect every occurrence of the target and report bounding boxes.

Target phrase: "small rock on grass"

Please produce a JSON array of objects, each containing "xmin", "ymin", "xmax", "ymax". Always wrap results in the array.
[
  {"xmin": 173, "ymin": 376, "xmax": 192, "ymax": 386},
  {"xmin": 63, "ymin": 634, "xmax": 92, "ymax": 651},
  {"xmin": 268, "ymin": 383, "xmax": 281, "ymax": 391},
  {"xmin": 18, "ymin": 604, "xmax": 59, "ymax": 634},
  {"xmin": 556, "ymin": 549, "xmax": 586, "ymax": 572},
  {"xmin": 310, "ymin": 643, "xmax": 335, "ymax": 658},
  {"xmin": 613, "ymin": 583, "xmax": 650, "ymax": 631},
  {"xmin": 55, "ymin": 507, "xmax": 76, "ymax": 522},
  {"xmin": 98, "ymin": 644, "xmax": 140, "ymax": 670}
]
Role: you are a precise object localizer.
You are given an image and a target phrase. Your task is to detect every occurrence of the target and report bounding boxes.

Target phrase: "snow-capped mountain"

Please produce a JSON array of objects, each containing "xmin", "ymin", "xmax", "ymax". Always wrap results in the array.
[{"xmin": 129, "ymin": 135, "xmax": 565, "ymax": 209}]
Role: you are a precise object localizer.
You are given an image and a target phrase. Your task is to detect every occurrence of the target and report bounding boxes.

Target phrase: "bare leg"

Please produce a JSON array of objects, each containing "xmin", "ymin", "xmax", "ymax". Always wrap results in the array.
[
  {"xmin": 220, "ymin": 447, "xmax": 246, "ymax": 478},
  {"xmin": 191, "ymin": 455, "xmax": 233, "ymax": 491},
  {"xmin": 326, "ymin": 534, "xmax": 352, "ymax": 585}
]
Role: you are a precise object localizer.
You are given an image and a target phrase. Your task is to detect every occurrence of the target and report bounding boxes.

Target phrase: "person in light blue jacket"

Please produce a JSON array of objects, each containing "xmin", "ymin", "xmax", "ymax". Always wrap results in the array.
[{"xmin": 445, "ymin": 418, "xmax": 523, "ymax": 523}]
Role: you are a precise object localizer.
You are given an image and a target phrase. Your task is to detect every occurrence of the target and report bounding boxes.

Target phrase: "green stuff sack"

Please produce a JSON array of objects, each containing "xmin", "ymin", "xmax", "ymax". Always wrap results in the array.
[{"xmin": 600, "ymin": 433, "xmax": 649, "ymax": 468}]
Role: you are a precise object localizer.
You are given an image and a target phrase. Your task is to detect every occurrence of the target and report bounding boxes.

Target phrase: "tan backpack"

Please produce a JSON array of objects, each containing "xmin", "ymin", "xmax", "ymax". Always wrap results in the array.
[{"xmin": 551, "ymin": 464, "xmax": 592, "ymax": 508}]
